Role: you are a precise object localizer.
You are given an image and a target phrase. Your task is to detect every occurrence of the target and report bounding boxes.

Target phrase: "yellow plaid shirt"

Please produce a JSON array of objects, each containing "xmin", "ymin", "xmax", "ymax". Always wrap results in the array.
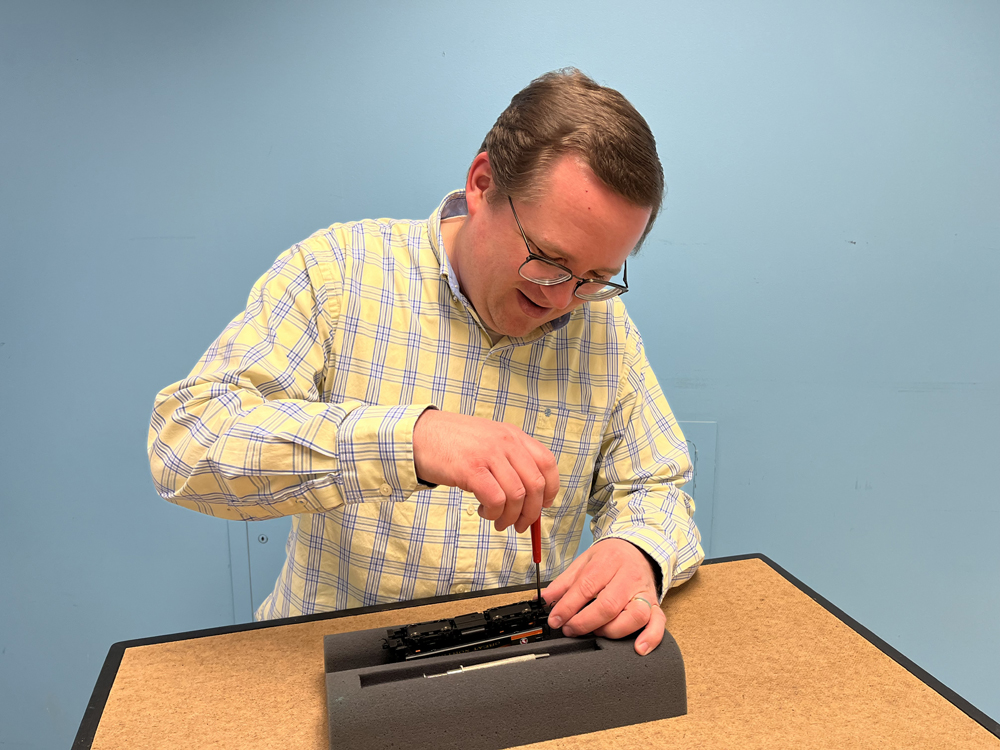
[{"xmin": 148, "ymin": 191, "xmax": 703, "ymax": 619}]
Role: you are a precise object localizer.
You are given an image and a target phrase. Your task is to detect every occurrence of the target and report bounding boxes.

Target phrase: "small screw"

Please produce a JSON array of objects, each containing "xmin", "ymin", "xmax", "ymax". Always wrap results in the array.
[{"xmin": 258, "ymin": 534, "xmax": 268, "ymax": 544}]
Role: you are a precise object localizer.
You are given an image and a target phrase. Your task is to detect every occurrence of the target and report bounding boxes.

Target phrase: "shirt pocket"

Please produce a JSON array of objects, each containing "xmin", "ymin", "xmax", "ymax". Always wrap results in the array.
[{"xmin": 528, "ymin": 408, "xmax": 604, "ymax": 514}]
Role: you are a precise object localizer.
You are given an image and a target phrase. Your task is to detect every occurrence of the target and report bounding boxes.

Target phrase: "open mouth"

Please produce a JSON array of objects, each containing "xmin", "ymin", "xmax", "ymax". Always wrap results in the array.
[{"xmin": 516, "ymin": 290, "xmax": 551, "ymax": 319}]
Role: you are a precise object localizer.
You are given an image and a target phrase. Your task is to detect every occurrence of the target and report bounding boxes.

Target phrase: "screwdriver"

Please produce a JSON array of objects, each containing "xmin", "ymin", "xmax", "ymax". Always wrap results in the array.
[{"xmin": 531, "ymin": 517, "xmax": 542, "ymax": 603}]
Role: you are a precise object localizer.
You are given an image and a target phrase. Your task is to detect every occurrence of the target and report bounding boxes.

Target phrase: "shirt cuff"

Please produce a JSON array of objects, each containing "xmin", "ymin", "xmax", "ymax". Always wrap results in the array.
[{"xmin": 335, "ymin": 403, "xmax": 437, "ymax": 503}]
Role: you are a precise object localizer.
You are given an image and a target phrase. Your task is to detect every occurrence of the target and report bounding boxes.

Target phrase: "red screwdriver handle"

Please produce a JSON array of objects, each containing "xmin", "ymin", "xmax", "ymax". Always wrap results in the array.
[{"xmin": 531, "ymin": 518, "xmax": 541, "ymax": 564}]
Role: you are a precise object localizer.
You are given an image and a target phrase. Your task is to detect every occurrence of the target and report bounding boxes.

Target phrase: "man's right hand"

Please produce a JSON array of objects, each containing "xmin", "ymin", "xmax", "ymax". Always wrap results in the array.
[{"xmin": 412, "ymin": 410, "xmax": 559, "ymax": 533}]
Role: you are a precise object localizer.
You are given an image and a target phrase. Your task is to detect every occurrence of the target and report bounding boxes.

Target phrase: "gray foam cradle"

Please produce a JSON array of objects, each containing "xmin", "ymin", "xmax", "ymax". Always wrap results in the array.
[{"xmin": 323, "ymin": 624, "xmax": 687, "ymax": 749}]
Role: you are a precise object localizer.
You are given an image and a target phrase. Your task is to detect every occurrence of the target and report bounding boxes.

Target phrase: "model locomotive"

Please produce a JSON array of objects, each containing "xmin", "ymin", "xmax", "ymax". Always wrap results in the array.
[{"xmin": 383, "ymin": 598, "xmax": 552, "ymax": 662}]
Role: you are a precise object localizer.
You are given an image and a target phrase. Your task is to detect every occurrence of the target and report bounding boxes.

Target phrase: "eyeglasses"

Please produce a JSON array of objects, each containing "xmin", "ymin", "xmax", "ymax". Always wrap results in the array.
[{"xmin": 508, "ymin": 196, "xmax": 629, "ymax": 301}]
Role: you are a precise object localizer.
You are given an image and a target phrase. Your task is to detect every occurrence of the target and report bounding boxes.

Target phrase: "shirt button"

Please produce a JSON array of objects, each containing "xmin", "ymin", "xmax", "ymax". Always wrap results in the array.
[
  {"xmin": 379, "ymin": 484, "xmax": 393, "ymax": 497},
  {"xmin": 465, "ymin": 504, "xmax": 477, "ymax": 516}
]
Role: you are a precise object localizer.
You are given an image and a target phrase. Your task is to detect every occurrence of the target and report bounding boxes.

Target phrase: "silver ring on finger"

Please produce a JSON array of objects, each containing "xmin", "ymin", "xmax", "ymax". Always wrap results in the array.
[{"xmin": 631, "ymin": 595, "xmax": 653, "ymax": 609}]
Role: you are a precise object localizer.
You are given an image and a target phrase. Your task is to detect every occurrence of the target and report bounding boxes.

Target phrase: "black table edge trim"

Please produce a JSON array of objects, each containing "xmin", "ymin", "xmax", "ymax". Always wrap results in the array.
[{"xmin": 72, "ymin": 554, "xmax": 1000, "ymax": 748}]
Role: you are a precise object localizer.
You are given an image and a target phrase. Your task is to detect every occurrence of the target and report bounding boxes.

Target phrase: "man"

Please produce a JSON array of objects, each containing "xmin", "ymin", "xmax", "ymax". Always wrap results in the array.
[{"xmin": 149, "ymin": 69, "xmax": 702, "ymax": 656}]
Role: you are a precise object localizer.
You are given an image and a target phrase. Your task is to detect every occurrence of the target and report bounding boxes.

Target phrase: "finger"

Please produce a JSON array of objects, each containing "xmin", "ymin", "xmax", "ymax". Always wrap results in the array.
[
  {"xmin": 464, "ymin": 465, "xmax": 506, "ymax": 521},
  {"xmin": 523, "ymin": 439, "xmax": 559, "ymax": 507},
  {"xmin": 593, "ymin": 593, "xmax": 656, "ymax": 640},
  {"xmin": 560, "ymin": 586, "xmax": 633, "ymax": 637},
  {"xmin": 484, "ymin": 458, "xmax": 526, "ymax": 532},
  {"xmin": 541, "ymin": 546, "xmax": 591, "ymax": 606},
  {"xmin": 507, "ymin": 451, "xmax": 546, "ymax": 534},
  {"xmin": 632, "ymin": 598, "xmax": 666, "ymax": 656},
  {"xmin": 547, "ymin": 563, "xmax": 615, "ymax": 633}
]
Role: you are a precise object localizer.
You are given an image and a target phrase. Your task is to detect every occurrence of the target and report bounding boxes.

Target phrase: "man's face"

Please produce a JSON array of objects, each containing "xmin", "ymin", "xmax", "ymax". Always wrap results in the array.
[{"xmin": 456, "ymin": 154, "xmax": 651, "ymax": 338}]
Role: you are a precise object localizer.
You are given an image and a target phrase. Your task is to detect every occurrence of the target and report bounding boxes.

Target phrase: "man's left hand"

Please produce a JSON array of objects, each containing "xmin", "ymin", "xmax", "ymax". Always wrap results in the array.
[{"xmin": 542, "ymin": 538, "xmax": 664, "ymax": 656}]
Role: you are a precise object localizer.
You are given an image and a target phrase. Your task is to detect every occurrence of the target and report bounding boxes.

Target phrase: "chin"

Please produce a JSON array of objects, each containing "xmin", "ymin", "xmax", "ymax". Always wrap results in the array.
[
  {"xmin": 491, "ymin": 318, "xmax": 533, "ymax": 339},
  {"xmin": 508, "ymin": 317, "xmax": 554, "ymax": 338}
]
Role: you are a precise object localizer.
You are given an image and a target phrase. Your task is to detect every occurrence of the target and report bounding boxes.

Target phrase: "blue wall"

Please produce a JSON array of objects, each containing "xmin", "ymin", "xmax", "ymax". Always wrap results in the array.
[{"xmin": 1, "ymin": 1, "xmax": 997, "ymax": 747}]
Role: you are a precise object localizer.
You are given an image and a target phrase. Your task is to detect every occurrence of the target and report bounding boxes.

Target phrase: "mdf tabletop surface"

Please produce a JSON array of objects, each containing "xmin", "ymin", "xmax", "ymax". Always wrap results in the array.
[{"xmin": 75, "ymin": 555, "xmax": 999, "ymax": 749}]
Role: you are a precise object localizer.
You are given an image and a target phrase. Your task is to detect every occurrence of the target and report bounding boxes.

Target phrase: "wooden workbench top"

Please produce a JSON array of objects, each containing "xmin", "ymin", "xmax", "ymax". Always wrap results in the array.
[{"xmin": 79, "ymin": 556, "xmax": 999, "ymax": 749}]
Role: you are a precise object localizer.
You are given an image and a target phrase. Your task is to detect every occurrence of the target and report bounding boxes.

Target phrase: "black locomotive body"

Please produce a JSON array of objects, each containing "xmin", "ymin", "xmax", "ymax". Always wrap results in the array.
[{"xmin": 384, "ymin": 598, "xmax": 551, "ymax": 662}]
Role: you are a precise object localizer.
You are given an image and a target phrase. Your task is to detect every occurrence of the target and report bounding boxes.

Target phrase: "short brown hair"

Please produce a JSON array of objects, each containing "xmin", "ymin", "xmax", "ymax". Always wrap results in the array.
[{"xmin": 480, "ymin": 68, "xmax": 664, "ymax": 253}]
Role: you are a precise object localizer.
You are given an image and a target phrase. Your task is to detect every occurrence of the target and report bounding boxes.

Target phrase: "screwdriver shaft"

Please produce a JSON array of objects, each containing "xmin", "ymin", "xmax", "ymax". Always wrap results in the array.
[{"xmin": 531, "ymin": 518, "xmax": 542, "ymax": 603}]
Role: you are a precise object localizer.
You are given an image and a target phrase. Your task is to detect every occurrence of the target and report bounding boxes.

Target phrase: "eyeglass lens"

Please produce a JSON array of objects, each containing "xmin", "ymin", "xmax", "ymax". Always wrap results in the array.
[{"xmin": 519, "ymin": 257, "xmax": 623, "ymax": 300}]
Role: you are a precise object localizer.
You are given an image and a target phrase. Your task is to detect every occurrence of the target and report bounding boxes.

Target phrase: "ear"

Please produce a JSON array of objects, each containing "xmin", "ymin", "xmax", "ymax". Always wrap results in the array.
[{"xmin": 464, "ymin": 151, "xmax": 493, "ymax": 218}]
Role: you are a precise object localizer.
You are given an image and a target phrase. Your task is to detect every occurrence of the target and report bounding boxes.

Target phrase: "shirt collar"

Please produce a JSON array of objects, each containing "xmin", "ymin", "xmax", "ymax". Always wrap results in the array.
[{"xmin": 428, "ymin": 190, "xmax": 467, "ymax": 300}]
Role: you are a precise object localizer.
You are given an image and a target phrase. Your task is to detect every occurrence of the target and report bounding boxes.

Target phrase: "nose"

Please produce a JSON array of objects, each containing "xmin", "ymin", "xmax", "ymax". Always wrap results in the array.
[{"xmin": 538, "ymin": 280, "xmax": 577, "ymax": 309}]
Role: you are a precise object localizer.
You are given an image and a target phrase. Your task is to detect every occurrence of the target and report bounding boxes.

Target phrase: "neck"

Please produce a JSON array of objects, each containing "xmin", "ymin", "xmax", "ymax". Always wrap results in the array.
[{"xmin": 440, "ymin": 216, "xmax": 500, "ymax": 341}]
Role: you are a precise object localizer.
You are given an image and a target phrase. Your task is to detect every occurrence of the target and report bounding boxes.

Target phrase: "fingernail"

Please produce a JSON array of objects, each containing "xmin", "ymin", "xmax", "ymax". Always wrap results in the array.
[
  {"xmin": 637, "ymin": 641, "xmax": 649, "ymax": 656},
  {"xmin": 549, "ymin": 615, "xmax": 562, "ymax": 628}
]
